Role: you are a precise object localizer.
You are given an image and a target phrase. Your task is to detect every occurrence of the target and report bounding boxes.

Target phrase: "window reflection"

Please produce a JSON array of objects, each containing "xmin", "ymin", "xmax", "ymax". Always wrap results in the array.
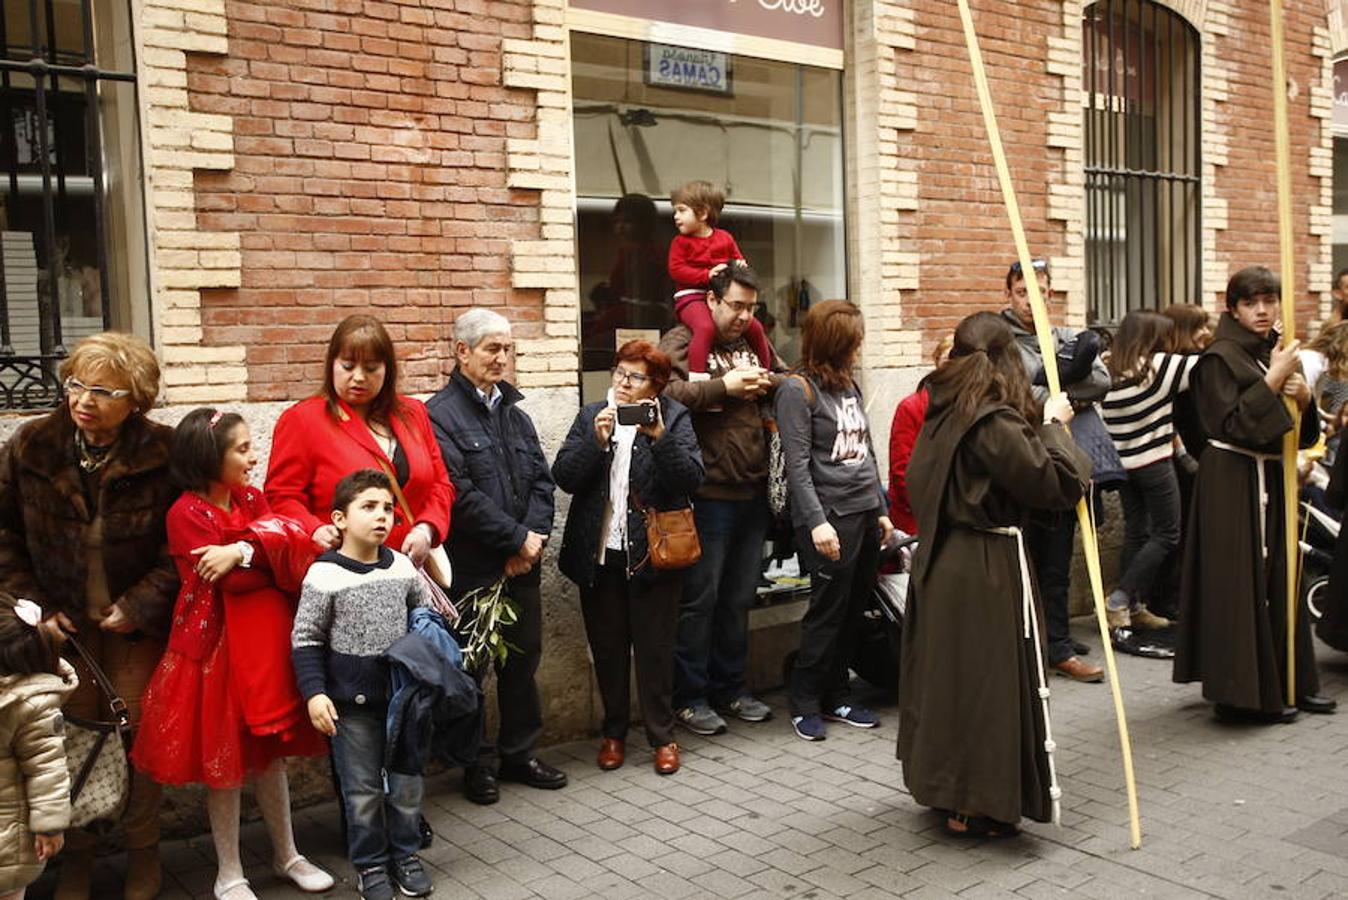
[{"xmin": 571, "ymin": 32, "xmax": 847, "ymax": 402}]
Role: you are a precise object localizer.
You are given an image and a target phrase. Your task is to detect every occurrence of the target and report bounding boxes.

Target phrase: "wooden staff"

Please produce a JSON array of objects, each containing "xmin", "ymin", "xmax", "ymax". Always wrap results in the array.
[
  {"xmin": 1267, "ymin": 0, "xmax": 1301, "ymax": 709},
  {"xmin": 954, "ymin": 0, "xmax": 1142, "ymax": 849}
]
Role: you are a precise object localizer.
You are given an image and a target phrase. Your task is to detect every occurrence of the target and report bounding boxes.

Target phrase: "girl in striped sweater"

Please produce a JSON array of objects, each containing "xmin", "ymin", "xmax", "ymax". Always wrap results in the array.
[{"xmin": 1101, "ymin": 311, "xmax": 1200, "ymax": 632}]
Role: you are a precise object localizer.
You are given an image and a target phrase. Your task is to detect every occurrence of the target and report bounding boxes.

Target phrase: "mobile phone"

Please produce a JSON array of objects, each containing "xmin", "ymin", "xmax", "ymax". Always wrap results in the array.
[{"xmin": 616, "ymin": 403, "xmax": 657, "ymax": 426}]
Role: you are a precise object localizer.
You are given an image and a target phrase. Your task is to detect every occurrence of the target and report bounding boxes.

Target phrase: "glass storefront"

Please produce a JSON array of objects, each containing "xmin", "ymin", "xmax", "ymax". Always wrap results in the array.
[{"xmin": 570, "ymin": 31, "xmax": 847, "ymax": 402}]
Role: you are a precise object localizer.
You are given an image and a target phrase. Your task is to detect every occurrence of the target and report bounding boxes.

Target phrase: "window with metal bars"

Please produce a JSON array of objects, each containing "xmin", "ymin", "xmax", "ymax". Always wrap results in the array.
[
  {"xmin": 1083, "ymin": 0, "xmax": 1201, "ymax": 326},
  {"xmin": 0, "ymin": 0, "xmax": 147, "ymax": 410}
]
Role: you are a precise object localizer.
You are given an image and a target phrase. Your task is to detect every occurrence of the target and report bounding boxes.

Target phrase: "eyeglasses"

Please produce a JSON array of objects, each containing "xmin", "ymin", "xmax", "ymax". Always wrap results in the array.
[
  {"xmin": 718, "ymin": 300, "xmax": 761, "ymax": 315},
  {"xmin": 611, "ymin": 367, "xmax": 651, "ymax": 386},
  {"xmin": 1007, "ymin": 259, "xmax": 1049, "ymax": 275},
  {"xmin": 64, "ymin": 377, "xmax": 130, "ymax": 402}
]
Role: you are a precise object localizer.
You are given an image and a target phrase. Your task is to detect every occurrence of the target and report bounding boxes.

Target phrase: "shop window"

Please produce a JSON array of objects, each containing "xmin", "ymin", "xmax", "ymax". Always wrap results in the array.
[
  {"xmin": 571, "ymin": 31, "xmax": 846, "ymax": 402},
  {"xmin": 0, "ymin": 0, "xmax": 147, "ymax": 409},
  {"xmin": 1083, "ymin": 0, "xmax": 1200, "ymax": 325}
]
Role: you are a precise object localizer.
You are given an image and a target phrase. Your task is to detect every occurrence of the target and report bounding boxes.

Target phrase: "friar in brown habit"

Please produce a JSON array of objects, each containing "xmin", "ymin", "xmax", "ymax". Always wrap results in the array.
[
  {"xmin": 1173, "ymin": 266, "xmax": 1335, "ymax": 719},
  {"xmin": 898, "ymin": 312, "xmax": 1090, "ymax": 838}
]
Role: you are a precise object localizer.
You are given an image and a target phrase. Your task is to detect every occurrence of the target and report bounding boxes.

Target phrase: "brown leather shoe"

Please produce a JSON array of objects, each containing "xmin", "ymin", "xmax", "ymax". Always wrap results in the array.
[
  {"xmin": 54, "ymin": 838, "xmax": 96, "ymax": 900},
  {"xmin": 1051, "ymin": 657, "xmax": 1104, "ymax": 683},
  {"xmin": 654, "ymin": 743, "xmax": 680, "ymax": 775},
  {"xmin": 597, "ymin": 738, "xmax": 625, "ymax": 770}
]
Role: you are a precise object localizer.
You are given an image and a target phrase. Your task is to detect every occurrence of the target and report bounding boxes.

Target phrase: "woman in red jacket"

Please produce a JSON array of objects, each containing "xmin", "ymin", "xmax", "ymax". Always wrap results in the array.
[
  {"xmin": 265, "ymin": 315, "xmax": 453, "ymax": 564},
  {"xmin": 888, "ymin": 336, "xmax": 952, "ymax": 534}
]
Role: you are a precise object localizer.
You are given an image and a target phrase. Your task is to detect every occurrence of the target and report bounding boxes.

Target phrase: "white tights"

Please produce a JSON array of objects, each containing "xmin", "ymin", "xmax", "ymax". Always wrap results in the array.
[{"xmin": 207, "ymin": 759, "xmax": 300, "ymax": 893}]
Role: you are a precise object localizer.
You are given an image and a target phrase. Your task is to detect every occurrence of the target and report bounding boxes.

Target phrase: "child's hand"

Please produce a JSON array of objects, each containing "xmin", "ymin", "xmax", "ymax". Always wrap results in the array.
[
  {"xmin": 35, "ymin": 832, "xmax": 63, "ymax": 860},
  {"xmin": 307, "ymin": 694, "xmax": 338, "ymax": 737},
  {"xmin": 191, "ymin": 544, "xmax": 243, "ymax": 583},
  {"xmin": 734, "ymin": 258, "xmax": 747, "ymax": 267},
  {"xmin": 709, "ymin": 262, "xmax": 728, "ymax": 278}
]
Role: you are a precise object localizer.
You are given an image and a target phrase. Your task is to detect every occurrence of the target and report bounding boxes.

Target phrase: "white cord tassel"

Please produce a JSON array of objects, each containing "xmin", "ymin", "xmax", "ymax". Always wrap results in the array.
[{"xmin": 983, "ymin": 526, "xmax": 1063, "ymax": 827}]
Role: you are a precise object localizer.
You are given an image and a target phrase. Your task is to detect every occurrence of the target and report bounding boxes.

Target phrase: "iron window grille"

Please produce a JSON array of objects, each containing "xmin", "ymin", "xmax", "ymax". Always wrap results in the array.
[
  {"xmin": 0, "ymin": 0, "xmax": 137, "ymax": 410},
  {"xmin": 1084, "ymin": 0, "xmax": 1201, "ymax": 326}
]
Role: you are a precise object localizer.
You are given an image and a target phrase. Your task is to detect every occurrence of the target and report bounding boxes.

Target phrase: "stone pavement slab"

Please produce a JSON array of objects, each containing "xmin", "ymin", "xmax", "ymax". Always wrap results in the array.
[{"xmin": 29, "ymin": 623, "xmax": 1348, "ymax": 898}]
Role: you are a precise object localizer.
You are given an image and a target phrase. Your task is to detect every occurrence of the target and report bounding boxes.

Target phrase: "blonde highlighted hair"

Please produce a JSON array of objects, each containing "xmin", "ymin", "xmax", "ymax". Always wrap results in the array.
[{"xmin": 59, "ymin": 331, "xmax": 161, "ymax": 412}]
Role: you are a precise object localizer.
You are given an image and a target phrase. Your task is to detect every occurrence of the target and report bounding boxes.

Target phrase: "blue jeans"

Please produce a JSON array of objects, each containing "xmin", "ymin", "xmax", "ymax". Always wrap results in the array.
[
  {"xmin": 673, "ymin": 496, "xmax": 770, "ymax": 709},
  {"xmin": 330, "ymin": 703, "xmax": 424, "ymax": 870}
]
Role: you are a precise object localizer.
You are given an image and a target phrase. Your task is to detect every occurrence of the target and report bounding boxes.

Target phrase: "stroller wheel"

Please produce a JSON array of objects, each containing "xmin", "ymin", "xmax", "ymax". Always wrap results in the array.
[{"xmin": 1306, "ymin": 576, "xmax": 1331, "ymax": 624}]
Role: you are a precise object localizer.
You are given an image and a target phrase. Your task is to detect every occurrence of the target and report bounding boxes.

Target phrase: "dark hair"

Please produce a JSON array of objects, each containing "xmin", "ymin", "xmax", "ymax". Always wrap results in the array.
[
  {"xmin": 170, "ymin": 407, "xmax": 246, "ymax": 492},
  {"xmin": 670, "ymin": 180, "xmax": 725, "ymax": 226},
  {"xmin": 613, "ymin": 193, "xmax": 658, "ymax": 240},
  {"xmin": 1225, "ymin": 266, "xmax": 1280, "ymax": 310},
  {"xmin": 1335, "ymin": 268, "xmax": 1348, "ymax": 290},
  {"xmin": 925, "ymin": 311, "xmax": 1038, "ymax": 424},
  {"xmin": 1107, "ymin": 311, "xmax": 1173, "ymax": 384},
  {"xmin": 332, "ymin": 468, "xmax": 393, "ymax": 514},
  {"xmin": 0, "ymin": 594, "xmax": 61, "ymax": 677},
  {"xmin": 1162, "ymin": 303, "xmax": 1211, "ymax": 352},
  {"xmin": 321, "ymin": 315, "xmax": 401, "ymax": 426},
  {"xmin": 709, "ymin": 264, "xmax": 761, "ymax": 300},
  {"xmin": 1005, "ymin": 258, "xmax": 1051, "ymax": 291},
  {"xmin": 799, "ymin": 299, "xmax": 864, "ymax": 393},
  {"xmin": 614, "ymin": 340, "xmax": 673, "ymax": 394}
]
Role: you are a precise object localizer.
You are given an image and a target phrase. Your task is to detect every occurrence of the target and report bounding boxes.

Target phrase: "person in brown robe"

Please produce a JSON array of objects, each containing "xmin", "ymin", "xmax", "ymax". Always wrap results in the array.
[
  {"xmin": 898, "ymin": 312, "xmax": 1091, "ymax": 837},
  {"xmin": 1173, "ymin": 266, "xmax": 1335, "ymax": 719}
]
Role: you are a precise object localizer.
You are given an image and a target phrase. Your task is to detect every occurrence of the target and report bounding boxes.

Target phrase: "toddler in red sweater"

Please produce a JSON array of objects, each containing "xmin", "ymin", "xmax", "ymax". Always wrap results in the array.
[{"xmin": 668, "ymin": 180, "xmax": 772, "ymax": 376}]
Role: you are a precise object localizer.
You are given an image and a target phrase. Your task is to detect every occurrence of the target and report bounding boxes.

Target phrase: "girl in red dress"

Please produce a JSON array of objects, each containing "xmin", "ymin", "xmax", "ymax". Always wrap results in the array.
[{"xmin": 133, "ymin": 409, "xmax": 332, "ymax": 900}]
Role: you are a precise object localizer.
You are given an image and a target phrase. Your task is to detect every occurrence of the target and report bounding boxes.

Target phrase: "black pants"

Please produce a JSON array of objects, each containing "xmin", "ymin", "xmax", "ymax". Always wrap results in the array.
[
  {"xmin": 465, "ymin": 569, "xmax": 544, "ymax": 769},
  {"xmin": 1027, "ymin": 511, "xmax": 1076, "ymax": 665},
  {"xmin": 1118, "ymin": 458, "xmax": 1182, "ymax": 602},
  {"xmin": 789, "ymin": 510, "xmax": 881, "ymax": 717},
  {"xmin": 580, "ymin": 553, "xmax": 680, "ymax": 748}
]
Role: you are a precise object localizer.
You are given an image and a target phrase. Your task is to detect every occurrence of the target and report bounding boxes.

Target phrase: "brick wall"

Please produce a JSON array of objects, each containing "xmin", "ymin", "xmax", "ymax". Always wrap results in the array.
[
  {"xmin": 1209, "ymin": 0, "xmax": 1329, "ymax": 331},
  {"xmin": 184, "ymin": 0, "xmax": 552, "ymax": 401},
  {"xmin": 899, "ymin": 0, "xmax": 1075, "ymax": 352}
]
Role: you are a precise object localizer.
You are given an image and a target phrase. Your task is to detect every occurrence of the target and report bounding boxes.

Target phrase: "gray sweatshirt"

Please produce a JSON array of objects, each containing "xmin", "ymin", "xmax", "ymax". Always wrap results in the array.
[{"xmin": 774, "ymin": 375, "xmax": 887, "ymax": 530}]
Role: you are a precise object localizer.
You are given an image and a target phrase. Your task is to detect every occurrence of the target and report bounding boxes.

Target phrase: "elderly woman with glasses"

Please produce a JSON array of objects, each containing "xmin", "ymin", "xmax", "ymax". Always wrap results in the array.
[
  {"xmin": 553, "ymin": 340, "xmax": 704, "ymax": 775},
  {"xmin": 0, "ymin": 332, "xmax": 178, "ymax": 900}
]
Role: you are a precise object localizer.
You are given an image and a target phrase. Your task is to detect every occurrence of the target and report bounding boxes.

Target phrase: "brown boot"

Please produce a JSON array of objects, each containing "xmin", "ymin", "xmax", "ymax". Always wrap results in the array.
[
  {"xmin": 53, "ymin": 839, "xmax": 96, "ymax": 900},
  {"xmin": 124, "ymin": 846, "xmax": 162, "ymax": 900}
]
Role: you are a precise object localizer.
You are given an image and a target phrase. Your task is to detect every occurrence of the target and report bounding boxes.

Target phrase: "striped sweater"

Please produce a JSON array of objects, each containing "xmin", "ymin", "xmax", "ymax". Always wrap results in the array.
[{"xmin": 1101, "ymin": 352, "xmax": 1200, "ymax": 470}]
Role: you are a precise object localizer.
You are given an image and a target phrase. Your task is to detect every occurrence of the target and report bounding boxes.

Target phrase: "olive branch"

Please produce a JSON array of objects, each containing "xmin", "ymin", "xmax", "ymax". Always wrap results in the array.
[{"xmin": 458, "ymin": 577, "xmax": 521, "ymax": 673}]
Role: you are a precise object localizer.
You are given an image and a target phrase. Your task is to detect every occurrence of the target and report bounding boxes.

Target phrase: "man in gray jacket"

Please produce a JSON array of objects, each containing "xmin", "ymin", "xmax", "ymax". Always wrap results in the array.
[
  {"xmin": 661, "ymin": 266, "xmax": 782, "ymax": 735},
  {"xmin": 1001, "ymin": 259, "xmax": 1107, "ymax": 683}
]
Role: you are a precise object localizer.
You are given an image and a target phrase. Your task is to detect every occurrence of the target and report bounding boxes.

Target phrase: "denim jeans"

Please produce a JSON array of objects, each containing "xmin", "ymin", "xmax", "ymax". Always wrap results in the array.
[
  {"xmin": 673, "ymin": 496, "xmax": 771, "ymax": 709},
  {"xmin": 1117, "ymin": 458, "xmax": 1182, "ymax": 603},
  {"xmin": 330, "ymin": 703, "xmax": 423, "ymax": 870},
  {"xmin": 1027, "ymin": 511, "xmax": 1077, "ymax": 665}
]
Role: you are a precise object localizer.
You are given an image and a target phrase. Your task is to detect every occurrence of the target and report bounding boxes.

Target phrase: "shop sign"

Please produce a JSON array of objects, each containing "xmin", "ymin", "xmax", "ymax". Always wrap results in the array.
[
  {"xmin": 571, "ymin": 0, "xmax": 843, "ymax": 52},
  {"xmin": 1336, "ymin": 58, "xmax": 1348, "ymax": 133},
  {"xmin": 645, "ymin": 44, "xmax": 731, "ymax": 93}
]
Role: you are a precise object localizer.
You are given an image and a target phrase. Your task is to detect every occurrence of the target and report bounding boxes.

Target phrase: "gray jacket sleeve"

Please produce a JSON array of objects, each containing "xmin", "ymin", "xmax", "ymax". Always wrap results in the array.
[{"xmin": 774, "ymin": 378, "xmax": 828, "ymax": 530}]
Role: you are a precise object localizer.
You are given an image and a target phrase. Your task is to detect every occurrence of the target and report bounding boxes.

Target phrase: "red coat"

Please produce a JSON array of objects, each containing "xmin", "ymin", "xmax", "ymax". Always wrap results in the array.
[
  {"xmin": 887, "ymin": 388, "xmax": 929, "ymax": 535},
  {"xmin": 264, "ymin": 395, "xmax": 454, "ymax": 549}
]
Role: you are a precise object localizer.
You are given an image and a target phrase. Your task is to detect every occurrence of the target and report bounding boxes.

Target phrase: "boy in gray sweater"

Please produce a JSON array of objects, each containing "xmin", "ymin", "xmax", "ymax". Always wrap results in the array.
[{"xmin": 291, "ymin": 469, "xmax": 434, "ymax": 900}]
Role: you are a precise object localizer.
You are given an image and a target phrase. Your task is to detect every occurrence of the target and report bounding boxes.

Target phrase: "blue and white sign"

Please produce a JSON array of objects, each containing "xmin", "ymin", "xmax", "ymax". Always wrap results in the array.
[{"xmin": 645, "ymin": 44, "xmax": 732, "ymax": 94}]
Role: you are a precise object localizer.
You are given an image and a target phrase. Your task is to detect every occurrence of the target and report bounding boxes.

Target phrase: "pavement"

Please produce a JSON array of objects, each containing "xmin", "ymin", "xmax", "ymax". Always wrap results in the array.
[{"xmin": 30, "ymin": 620, "xmax": 1348, "ymax": 900}]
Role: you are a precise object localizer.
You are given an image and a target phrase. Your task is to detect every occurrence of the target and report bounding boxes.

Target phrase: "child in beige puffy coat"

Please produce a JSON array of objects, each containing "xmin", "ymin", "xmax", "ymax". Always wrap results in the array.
[{"xmin": 0, "ymin": 596, "xmax": 77, "ymax": 900}]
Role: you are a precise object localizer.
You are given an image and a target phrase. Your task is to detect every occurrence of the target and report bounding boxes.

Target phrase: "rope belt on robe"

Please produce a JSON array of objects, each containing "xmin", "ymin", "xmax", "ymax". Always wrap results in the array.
[
  {"xmin": 978, "ymin": 524, "xmax": 1063, "ymax": 826},
  {"xmin": 1208, "ymin": 439, "xmax": 1280, "ymax": 563}
]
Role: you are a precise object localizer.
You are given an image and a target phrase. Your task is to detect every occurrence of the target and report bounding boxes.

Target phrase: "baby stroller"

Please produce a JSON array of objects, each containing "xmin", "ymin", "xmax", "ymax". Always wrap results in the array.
[
  {"xmin": 781, "ymin": 534, "xmax": 918, "ymax": 694},
  {"xmin": 1300, "ymin": 496, "xmax": 1340, "ymax": 623}
]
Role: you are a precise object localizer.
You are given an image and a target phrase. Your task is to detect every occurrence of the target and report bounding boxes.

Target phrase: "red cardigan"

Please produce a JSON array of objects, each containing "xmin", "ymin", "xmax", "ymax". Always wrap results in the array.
[
  {"xmin": 264, "ymin": 395, "xmax": 453, "ymax": 549},
  {"xmin": 887, "ymin": 388, "xmax": 929, "ymax": 535},
  {"xmin": 667, "ymin": 229, "xmax": 744, "ymax": 292}
]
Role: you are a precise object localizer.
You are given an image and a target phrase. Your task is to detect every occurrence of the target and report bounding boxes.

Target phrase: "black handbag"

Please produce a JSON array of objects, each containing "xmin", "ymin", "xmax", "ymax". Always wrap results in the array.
[{"xmin": 63, "ymin": 636, "xmax": 132, "ymax": 829}]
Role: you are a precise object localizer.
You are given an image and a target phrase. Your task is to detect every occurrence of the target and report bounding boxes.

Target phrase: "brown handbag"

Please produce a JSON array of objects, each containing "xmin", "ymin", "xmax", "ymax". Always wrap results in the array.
[{"xmin": 630, "ymin": 487, "xmax": 701, "ymax": 571}]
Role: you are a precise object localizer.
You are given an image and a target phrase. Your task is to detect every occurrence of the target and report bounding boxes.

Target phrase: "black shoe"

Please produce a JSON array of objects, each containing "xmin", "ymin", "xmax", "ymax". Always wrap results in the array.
[
  {"xmin": 1297, "ymin": 693, "xmax": 1338, "ymax": 714},
  {"xmin": 358, "ymin": 866, "xmax": 395, "ymax": 900},
  {"xmin": 463, "ymin": 766, "xmax": 499, "ymax": 805},
  {"xmin": 1072, "ymin": 640, "xmax": 1090, "ymax": 656},
  {"xmin": 391, "ymin": 855, "xmax": 434, "ymax": 897},
  {"xmin": 1215, "ymin": 703, "xmax": 1298, "ymax": 724},
  {"xmin": 498, "ymin": 757, "xmax": 568, "ymax": 790}
]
